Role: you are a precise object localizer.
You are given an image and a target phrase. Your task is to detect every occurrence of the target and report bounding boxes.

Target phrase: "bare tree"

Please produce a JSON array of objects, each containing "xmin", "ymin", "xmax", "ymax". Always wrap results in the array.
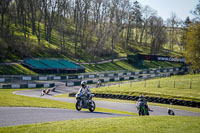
[
  {"xmin": 15, "ymin": 0, "xmax": 28, "ymax": 38},
  {"xmin": 109, "ymin": 0, "xmax": 120, "ymax": 62},
  {"xmin": 149, "ymin": 16, "xmax": 167, "ymax": 55},
  {"xmin": 42, "ymin": 0, "xmax": 59, "ymax": 43},
  {"xmin": 166, "ymin": 12, "xmax": 179, "ymax": 52},
  {"xmin": 192, "ymin": 0, "xmax": 200, "ymax": 21},
  {"xmin": 140, "ymin": 5, "xmax": 156, "ymax": 46},
  {"xmin": 131, "ymin": 1, "xmax": 142, "ymax": 43},
  {"xmin": 0, "ymin": 0, "xmax": 12, "ymax": 34}
]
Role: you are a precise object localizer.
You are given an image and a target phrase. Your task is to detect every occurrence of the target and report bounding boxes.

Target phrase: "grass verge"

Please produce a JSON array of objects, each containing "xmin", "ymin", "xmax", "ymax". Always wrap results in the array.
[
  {"xmin": 83, "ymin": 60, "xmax": 182, "ymax": 72},
  {"xmin": 91, "ymin": 74, "xmax": 200, "ymax": 102},
  {"xmin": 0, "ymin": 64, "xmax": 37, "ymax": 75},
  {"xmin": 0, "ymin": 116, "xmax": 200, "ymax": 133},
  {"xmin": 0, "ymin": 89, "xmax": 134, "ymax": 116}
]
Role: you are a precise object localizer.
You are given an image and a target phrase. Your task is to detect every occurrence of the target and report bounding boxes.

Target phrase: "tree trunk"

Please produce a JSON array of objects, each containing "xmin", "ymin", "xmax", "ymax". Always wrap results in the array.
[
  {"xmin": 1, "ymin": 13, "xmax": 4, "ymax": 36},
  {"xmin": 111, "ymin": 36, "xmax": 114, "ymax": 63},
  {"xmin": 139, "ymin": 23, "xmax": 146, "ymax": 46}
]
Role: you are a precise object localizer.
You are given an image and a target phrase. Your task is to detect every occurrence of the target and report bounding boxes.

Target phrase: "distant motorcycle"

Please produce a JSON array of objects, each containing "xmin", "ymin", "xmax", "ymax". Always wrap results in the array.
[
  {"xmin": 75, "ymin": 93, "xmax": 96, "ymax": 112},
  {"xmin": 96, "ymin": 80, "xmax": 102, "ymax": 88},
  {"xmin": 40, "ymin": 88, "xmax": 50, "ymax": 96},
  {"xmin": 136, "ymin": 100, "xmax": 149, "ymax": 116}
]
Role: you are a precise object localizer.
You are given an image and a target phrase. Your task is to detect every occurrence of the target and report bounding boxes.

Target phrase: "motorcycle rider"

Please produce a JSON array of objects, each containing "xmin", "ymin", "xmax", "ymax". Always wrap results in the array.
[
  {"xmin": 96, "ymin": 79, "xmax": 102, "ymax": 88},
  {"xmin": 77, "ymin": 81, "xmax": 91, "ymax": 101},
  {"xmin": 138, "ymin": 94, "xmax": 150, "ymax": 111}
]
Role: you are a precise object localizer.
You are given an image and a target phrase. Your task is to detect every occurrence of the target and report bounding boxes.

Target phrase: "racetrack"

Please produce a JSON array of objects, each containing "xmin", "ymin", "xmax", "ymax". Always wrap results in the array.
[
  {"xmin": 0, "ymin": 107, "xmax": 129, "ymax": 127},
  {"xmin": 1, "ymin": 81, "xmax": 199, "ymax": 127}
]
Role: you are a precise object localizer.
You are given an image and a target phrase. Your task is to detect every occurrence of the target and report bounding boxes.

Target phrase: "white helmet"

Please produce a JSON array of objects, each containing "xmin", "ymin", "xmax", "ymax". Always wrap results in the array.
[{"xmin": 81, "ymin": 81, "xmax": 87, "ymax": 87}]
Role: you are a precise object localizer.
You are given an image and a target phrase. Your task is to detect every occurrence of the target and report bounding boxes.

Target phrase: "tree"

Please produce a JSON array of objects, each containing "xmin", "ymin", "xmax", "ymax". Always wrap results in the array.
[
  {"xmin": 148, "ymin": 16, "xmax": 167, "ymax": 55},
  {"xmin": 57, "ymin": 0, "xmax": 71, "ymax": 53},
  {"xmin": 166, "ymin": 12, "xmax": 179, "ymax": 52},
  {"xmin": 184, "ymin": 16, "xmax": 191, "ymax": 27},
  {"xmin": 192, "ymin": 0, "xmax": 200, "ymax": 21},
  {"xmin": 131, "ymin": 1, "xmax": 142, "ymax": 43},
  {"xmin": 139, "ymin": 5, "xmax": 156, "ymax": 46},
  {"xmin": 109, "ymin": 0, "xmax": 120, "ymax": 62},
  {"xmin": 42, "ymin": 0, "xmax": 59, "ymax": 43},
  {"xmin": 0, "ymin": 0, "xmax": 12, "ymax": 33},
  {"xmin": 183, "ymin": 22, "xmax": 200, "ymax": 70}
]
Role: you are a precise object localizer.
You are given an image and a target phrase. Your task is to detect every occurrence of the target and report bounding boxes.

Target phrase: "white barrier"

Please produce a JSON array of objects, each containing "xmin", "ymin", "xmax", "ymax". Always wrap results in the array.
[
  {"xmin": 39, "ymin": 77, "xmax": 47, "ymax": 80},
  {"xmin": 22, "ymin": 77, "xmax": 31, "ymax": 80},
  {"xmin": 0, "ymin": 78, "xmax": 5, "ymax": 82},
  {"xmin": 67, "ymin": 82, "xmax": 74, "ymax": 86},
  {"xmin": 11, "ymin": 84, "xmax": 20, "ymax": 88},
  {"xmin": 54, "ymin": 76, "xmax": 61, "ymax": 80},
  {"xmin": 89, "ymin": 75, "xmax": 95, "ymax": 78},
  {"xmin": 28, "ymin": 84, "xmax": 36, "ymax": 88},
  {"xmin": 114, "ymin": 77, "xmax": 120, "ymax": 81},
  {"xmin": 43, "ymin": 84, "xmax": 50, "ymax": 88}
]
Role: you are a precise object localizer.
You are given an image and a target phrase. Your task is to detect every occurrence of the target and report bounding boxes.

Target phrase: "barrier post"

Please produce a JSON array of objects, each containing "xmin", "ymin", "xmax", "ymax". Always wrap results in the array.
[
  {"xmin": 174, "ymin": 81, "xmax": 176, "ymax": 88},
  {"xmin": 144, "ymin": 80, "xmax": 146, "ymax": 87},
  {"xmin": 158, "ymin": 80, "xmax": 160, "ymax": 88}
]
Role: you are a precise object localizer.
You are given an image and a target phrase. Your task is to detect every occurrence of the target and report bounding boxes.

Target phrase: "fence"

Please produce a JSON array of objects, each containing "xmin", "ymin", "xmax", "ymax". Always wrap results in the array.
[{"xmin": 99, "ymin": 77, "xmax": 199, "ymax": 90}]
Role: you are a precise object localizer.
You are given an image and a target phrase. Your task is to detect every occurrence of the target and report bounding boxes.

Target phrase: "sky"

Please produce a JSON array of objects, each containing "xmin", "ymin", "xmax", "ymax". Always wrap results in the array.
[{"xmin": 135, "ymin": 0, "xmax": 199, "ymax": 21}]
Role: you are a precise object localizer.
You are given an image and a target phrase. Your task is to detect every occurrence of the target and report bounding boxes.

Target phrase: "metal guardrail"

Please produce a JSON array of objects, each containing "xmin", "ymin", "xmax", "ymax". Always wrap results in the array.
[{"xmin": 0, "ymin": 67, "xmax": 189, "ymax": 83}]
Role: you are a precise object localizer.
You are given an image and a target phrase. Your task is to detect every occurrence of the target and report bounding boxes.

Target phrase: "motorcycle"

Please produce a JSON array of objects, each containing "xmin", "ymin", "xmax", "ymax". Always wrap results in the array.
[
  {"xmin": 75, "ymin": 93, "xmax": 96, "ymax": 112},
  {"xmin": 40, "ymin": 88, "xmax": 50, "ymax": 96},
  {"xmin": 96, "ymin": 80, "xmax": 102, "ymax": 88},
  {"xmin": 136, "ymin": 100, "xmax": 149, "ymax": 116}
]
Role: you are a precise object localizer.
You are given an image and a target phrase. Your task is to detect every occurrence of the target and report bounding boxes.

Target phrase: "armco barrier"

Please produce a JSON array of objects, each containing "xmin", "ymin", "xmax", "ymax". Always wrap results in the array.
[
  {"xmin": 93, "ymin": 93, "xmax": 200, "ymax": 108},
  {"xmin": 0, "ymin": 83, "xmax": 55, "ymax": 89},
  {"xmin": 0, "ymin": 67, "xmax": 189, "ymax": 83},
  {"xmin": 65, "ymin": 70, "xmax": 184, "ymax": 86}
]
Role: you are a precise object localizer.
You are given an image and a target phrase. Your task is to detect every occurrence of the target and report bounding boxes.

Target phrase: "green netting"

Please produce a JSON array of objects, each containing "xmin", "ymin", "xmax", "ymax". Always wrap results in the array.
[
  {"xmin": 39, "ymin": 59, "xmax": 66, "ymax": 69},
  {"xmin": 25, "ymin": 59, "xmax": 49, "ymax": 69},
  {"xmin": 24, "ymin": 59, "xmax": 84, "ymax": 69},
  {"xmin": 59, "ymin": 60, "xmax": 81, "ymax": 69}
]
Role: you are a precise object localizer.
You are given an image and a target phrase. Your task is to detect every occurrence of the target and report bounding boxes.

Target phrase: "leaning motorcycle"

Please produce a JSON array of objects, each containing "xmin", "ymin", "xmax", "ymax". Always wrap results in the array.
[
  {"xmin": 75, "ymin": 93, "xmax": 96, "ymax": 112},
  {"xmin": 136, "ymin": 101, "xmax": 149, "ymax": 116}
]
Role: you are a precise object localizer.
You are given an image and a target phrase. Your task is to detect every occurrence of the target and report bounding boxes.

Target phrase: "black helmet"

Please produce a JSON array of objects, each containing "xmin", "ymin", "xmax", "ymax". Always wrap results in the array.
[{"xmin": 139, "ymin": 94, "xmax": 144, "ymax": 98}]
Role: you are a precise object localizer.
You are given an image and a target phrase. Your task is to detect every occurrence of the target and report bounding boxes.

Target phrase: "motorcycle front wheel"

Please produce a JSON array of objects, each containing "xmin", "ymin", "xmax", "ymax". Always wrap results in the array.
[
  {"xmin": 139, "ymin": 107, "xmax": 144, "ymax": 116},
  {"xmin": 89, "ymin": 101, "xmax": 96, "ymax": 112},
  {"xmin": 76, "ymin": 100, "xmax": 82, "ymax": 111}
]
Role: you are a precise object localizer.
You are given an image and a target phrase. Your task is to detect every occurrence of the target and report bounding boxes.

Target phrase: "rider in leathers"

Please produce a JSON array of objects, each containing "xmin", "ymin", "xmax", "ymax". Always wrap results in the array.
[
  {"xmin": 138, "ymin": 94, "xmax": 150, "ymax": 111},
  {"xmin": 77, "ymin": 81, "xmax": 91, "ymax": 101}
]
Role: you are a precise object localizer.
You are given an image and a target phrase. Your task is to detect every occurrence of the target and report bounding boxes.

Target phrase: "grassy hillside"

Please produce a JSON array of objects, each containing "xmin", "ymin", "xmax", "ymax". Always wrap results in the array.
[
  {"xmin": 0, "ymin": 15, "xmax": 184, "ymax": 75},
  {"xmin": 84, "ymin": 60, "xmax": 182, "ymax": 72},
  {"xmin": 0, "ymin": 15, "xmax": 183, "ymax": 63},
  {"xmin": 0, "ymin": 64, "xmax": 37, "ymax": 75},
  {"xmin": 0, "ymin": 60, "xmax": 182, "ymax": 75}
]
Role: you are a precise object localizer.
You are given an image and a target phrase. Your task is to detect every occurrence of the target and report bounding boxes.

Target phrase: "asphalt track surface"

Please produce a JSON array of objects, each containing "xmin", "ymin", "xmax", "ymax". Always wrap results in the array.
[{"xmin": 1, "ymin": 82, "xmax": 200, "ymax": 127}]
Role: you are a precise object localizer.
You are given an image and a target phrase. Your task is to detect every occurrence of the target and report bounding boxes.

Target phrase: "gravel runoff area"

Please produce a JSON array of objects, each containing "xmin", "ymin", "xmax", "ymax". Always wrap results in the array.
[{"xmin": 1, "ymin": 81, "xmax": 199, "ymax": 127}]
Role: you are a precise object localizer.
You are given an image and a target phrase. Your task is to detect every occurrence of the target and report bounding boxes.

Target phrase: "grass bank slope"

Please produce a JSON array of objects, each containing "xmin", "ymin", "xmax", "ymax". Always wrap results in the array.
[
  {"xmin": 0, "ymin": 116, "xmax": 199, "ymax": 133},
  {"xmin": 91, "ymin": 74, "xmax": 200, "ymax": 102}
]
